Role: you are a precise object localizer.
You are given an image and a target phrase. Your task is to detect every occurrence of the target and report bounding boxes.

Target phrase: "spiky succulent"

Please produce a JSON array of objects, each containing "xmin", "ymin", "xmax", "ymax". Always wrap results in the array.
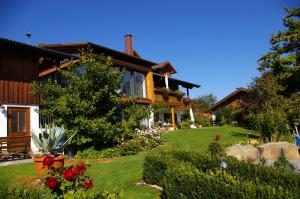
[{"xmin": 31, "ymin": 125, "xmax": 76, "ymax": 155}]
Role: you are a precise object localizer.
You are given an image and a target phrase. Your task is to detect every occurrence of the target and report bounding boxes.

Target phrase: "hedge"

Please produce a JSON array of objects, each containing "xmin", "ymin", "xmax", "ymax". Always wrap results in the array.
[
  {"xmin": 143, "ymin": 147, "xmax": 300, "ymax": 198},
  {"xmin": 161, "ymin": 163, "xmax": 293, "ymax": 199},
  {"xmin": 172, "ymin": 150, "xmax": 300, "ymax": 195}
]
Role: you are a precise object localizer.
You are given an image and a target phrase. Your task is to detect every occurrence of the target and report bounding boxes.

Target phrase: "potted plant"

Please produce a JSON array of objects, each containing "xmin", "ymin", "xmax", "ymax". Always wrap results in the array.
[
  {"xmin": 31, "ymin": 125, "xmax": 77, "ymax": 175},
  {"xmin": 175, "ymin": 90, "xmax": 184, "ymax": 100},
  {"xmin": 162, "ymin": 87, "xmax": 170, "ymax": 100}
]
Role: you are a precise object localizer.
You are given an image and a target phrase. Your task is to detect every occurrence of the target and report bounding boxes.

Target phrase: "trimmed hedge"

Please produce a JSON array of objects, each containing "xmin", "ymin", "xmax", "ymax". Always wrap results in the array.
[
  {"xmin": 143, "ymin": 147, "xmax": 300, "ymax": 198},
  {"xmin": 173, "ymin": 150, "xmax": 300, "ymax": 195},
  {"xmin": 161, "ymin": 163, "xmax": 293, "ymax": 199}
]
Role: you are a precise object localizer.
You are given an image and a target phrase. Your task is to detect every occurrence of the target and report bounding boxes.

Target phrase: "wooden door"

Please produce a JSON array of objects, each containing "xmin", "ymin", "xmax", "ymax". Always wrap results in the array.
[{"xmin": 7, "ymin": 107, "xmax": 30, "ymax": 137}]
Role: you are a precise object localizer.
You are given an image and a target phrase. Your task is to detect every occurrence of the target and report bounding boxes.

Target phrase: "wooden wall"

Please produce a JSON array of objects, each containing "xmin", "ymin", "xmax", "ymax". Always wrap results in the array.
[
  {"xmin": 0, "ymin": 80, "xmax": 39, "ymax": 105},
  {"xmin": 0, "ymin": 48, "xmax": 39, "ymax": 82}
]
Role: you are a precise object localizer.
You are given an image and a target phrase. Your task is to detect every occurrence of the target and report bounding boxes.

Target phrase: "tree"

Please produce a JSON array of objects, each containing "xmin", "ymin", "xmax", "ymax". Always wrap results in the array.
[
  {"xmin": 258, "ymin": 7, "xmax": 300, "ymax": 96},
  {"xmin": 192, "ymin": 94, "xmax": 217, "ymax": 126},
  {"xmin": 192, "ymin": 94, "xmax": 217, "ymax": 113},
  {"xmin": 33, "ymin": 48, "xmax": 134, "ymax": 150}
]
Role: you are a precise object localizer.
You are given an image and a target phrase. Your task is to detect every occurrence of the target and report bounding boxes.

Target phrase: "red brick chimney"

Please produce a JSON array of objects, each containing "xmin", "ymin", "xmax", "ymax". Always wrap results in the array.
[{"xmin": 124, "ymin": 34, "xmax": 134, "ymax": 56}]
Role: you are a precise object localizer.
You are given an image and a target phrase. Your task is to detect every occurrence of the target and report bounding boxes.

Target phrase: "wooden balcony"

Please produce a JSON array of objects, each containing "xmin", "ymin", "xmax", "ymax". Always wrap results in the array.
[{"xmin": 154, "ymin": 87, "xmax": 190, "ymax": 109}]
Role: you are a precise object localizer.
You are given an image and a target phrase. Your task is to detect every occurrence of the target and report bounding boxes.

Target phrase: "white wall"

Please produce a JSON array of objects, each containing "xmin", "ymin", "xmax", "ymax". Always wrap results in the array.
[{"xmin": 0, "ymin": 104, "xmax": 40, "ymax": 151}]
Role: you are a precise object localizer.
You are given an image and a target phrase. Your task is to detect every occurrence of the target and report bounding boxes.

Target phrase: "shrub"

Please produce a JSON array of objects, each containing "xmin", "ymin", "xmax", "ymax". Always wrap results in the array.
[
  {"xmin": 143, "ymin": 148, "xmax": 181, "ymax": 186},
  {"xmin": 143, "ymin": 147, "xmax": 300, "ymax": 197},
  {"xmin": 161, "ymin": 163, "xmax": 293, "ymax": 199},
  {"xmin": 274, "ymin": 148, "xmax": 295, "ymax": 173},
  {"xmin": 180, "ymin": 121, "xmax": 190, "ymax": 129},
  {"xmin": 249, "ymin": 109, "xmax": 289, "ymax": 142},
  {"xmin": 208, "ymin": 142, "xmax": 225, "ymax": 156},
  {"xmin": 76, "ymin": 129, "xmax": 163, "ymax": 159}
]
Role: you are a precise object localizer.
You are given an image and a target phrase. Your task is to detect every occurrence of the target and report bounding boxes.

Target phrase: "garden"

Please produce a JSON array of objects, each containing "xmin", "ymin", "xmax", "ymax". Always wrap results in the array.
[{"xmin": 1, "ymin": 126, "xmax": 255, "ymax": 199}]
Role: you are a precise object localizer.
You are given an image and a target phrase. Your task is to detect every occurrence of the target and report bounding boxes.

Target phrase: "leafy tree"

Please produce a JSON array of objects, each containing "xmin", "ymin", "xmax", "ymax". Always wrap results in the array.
[
  {"xmin": 33, "ymin": 48, "xmax": 134, "ymax": 150},
  {"xmin": 192, "ymin": 94, "xmax": 217, "ymax": 112},
  {"xmin": 258, "ymin": 7, "xmax": 300, "ymax": 96},
  {"xmin": 249, "ymin": 108, "xmax": 289, "ymax": 142},
  {"xmin": 192, "ymin": 94, "xmax": 217, "ymax": 125}
]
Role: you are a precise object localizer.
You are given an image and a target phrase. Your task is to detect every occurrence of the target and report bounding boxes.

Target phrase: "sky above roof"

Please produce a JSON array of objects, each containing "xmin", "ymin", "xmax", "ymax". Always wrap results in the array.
[{"xmin": 0, "ymin": 0, "xmax": 298, "ymax": 100}]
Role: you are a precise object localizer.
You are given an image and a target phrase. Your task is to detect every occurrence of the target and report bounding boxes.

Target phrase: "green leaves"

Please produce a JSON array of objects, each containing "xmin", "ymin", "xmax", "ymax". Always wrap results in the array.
[{"xmin": 258, "ymin": 7, "xmax": 300, "ymax": 96}]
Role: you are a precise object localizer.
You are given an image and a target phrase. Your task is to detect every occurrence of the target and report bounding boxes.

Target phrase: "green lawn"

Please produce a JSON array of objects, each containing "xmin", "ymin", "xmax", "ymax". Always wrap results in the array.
[{"xmin": 0, "ymin": 126, "xmax": 251, "ymax": 198}]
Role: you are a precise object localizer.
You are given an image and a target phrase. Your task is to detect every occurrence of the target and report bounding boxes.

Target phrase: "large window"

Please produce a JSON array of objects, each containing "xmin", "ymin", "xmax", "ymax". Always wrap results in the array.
[{"xmin": 121, "ymin": 70, "xmax": 146, "ymax": 98}]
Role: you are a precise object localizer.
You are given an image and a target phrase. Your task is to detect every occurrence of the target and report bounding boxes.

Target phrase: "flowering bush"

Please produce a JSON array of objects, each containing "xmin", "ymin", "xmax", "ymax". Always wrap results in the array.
[{"xmin": 42, "ymin": 156, "xmax": 93, "ymax": 195}]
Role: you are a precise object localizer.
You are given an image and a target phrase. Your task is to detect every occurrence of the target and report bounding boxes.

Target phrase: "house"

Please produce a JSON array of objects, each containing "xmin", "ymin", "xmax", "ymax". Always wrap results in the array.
[
  {"xmin": 206, "ymin": 87, "xmax": 248, "ymax": 122},
  {"xmin": 0, "ymin": 38, "xmax": 75, "ymax": 152},
  {"xmin": 38, "ymin": 34, "xmax": 200, "ymax": 129},
  {"xmin": 0, "ymin": 35, "xmax": 199, "ymax": 155}
]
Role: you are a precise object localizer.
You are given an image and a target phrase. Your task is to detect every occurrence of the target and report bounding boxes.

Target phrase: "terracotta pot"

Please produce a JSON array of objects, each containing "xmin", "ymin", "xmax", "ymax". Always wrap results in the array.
[{"xmin": 33, "ymin": 154, "xmax": 64, "ymax": 176}]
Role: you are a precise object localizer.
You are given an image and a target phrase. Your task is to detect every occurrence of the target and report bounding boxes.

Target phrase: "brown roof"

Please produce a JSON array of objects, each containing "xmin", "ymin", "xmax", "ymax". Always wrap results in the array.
[
  {"xmin": 207, "ymin": 88, "xmax": 248, "ymax": 112},
  {"xmin": 38, "ymin": 42, "xmax": 157, "ymax": 68},
  {"xmin": 153, "ymin": 73, "xmax": 200, "ymax": 89},
  {"xmin": 152, "ymin": 62, "xmax": 177, "ymax": 74},
  {"xmin": 1, "ymin": 38, "xmax": 77, "ymax": 59}
]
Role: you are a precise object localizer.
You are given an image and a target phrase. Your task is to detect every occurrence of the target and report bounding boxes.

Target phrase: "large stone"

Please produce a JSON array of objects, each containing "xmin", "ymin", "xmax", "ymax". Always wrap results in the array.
[
  {"xmin": 226, "ymin": 144, "xmax": 260, "ymax": 162},
  {"xmin": 257, "ymin": 142, "xmax": 300, "ymax": 161}
]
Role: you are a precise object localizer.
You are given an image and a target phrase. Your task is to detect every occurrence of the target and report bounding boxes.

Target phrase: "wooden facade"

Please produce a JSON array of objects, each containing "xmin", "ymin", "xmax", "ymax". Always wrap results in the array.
[
  {"xmin": 207, "ymin": 88, "xmax": 248, "ymax": 112},
  {"xmin": 0, "ymin": 80, "xmax": 39, "ymax": 105},
  {"xmin": 38, "ymin": 35, "xmax": 200, "ymax": 128}
]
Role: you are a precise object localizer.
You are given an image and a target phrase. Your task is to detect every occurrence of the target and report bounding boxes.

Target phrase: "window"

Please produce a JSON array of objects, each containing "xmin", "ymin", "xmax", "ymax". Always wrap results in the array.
[{"xmin": 121, "ymin": 70, "xmax": 146, "ymax": 98}]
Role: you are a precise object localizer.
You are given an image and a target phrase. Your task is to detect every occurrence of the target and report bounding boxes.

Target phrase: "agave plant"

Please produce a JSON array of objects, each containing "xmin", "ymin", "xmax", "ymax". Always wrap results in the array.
[{"xmin": 31, "ymin": 125, "xmax": 76, "ymax": 156}]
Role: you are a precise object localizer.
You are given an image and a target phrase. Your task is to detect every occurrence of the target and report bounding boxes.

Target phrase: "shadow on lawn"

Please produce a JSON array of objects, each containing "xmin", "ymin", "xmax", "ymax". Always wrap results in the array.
[{"xmin": 230, "ymin": 131, "xmax": 259, "ymax": 139}]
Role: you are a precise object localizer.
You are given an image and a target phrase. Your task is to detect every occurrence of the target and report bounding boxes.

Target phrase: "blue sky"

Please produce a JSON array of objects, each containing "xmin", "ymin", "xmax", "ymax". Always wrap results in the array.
[{"xmin": 0, "ymin": 0, "xmax": 298, "ymax": 100}]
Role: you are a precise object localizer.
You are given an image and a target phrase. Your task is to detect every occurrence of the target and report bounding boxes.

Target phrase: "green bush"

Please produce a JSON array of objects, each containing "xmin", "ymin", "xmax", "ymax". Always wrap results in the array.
[
  {"xmin": 143, "ymin": 148, "xmax": 300, "ymax": 198},
  {"xmin": 249, "ymin": 109, "xmax": 289, "ymax": 142},
  {"xmin": 208, "ymin": 142, "xmax": 225, "ymax": 156},
  {"xmin": 0, "ymin": 185, "xmax": 110, "ymax": 199},
  {"xmin": 161, "ymin": 163, "xmax": 293, "ymax": 199},
  {"xmin": 143, "ymin": 148, "xmax": 181, "ymax": 186},
  {"xmin": 180, "ymin": 121, "xmax": 190, "ymax": 129}
]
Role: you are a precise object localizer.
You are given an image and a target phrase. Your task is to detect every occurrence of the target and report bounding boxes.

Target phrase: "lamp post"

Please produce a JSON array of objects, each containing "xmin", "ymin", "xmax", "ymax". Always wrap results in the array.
[{"xmin": 220, "ymin": 157, "xmax": 227, "ymax": 174}]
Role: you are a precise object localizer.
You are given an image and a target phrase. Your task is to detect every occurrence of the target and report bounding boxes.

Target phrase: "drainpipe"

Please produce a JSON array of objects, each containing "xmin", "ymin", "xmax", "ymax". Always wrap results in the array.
[{"xmin": 165, "ymin": 73, "xmax": 169, "ymax": 89}]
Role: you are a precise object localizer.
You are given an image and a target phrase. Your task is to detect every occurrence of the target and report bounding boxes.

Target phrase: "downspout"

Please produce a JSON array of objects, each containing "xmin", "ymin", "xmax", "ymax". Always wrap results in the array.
[{"xmin": 165, "ymin": 73, "xmax": 169, "ymax": 89}]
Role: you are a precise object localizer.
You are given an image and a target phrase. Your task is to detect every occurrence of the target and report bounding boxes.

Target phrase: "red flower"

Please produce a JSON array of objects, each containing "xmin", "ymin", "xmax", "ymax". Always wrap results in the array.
[
  {"xmin": 75, "ymin": 163, "xmax": 86, "ymax": 175},
  {"xmin": 63, "ymin": 168, "xmax": 77, "ymax": 181},
  {"xmin": 85, "ymin": 179, "xmax": 93, "ymax": 189},
  {"xmin": 43, "ymin": 156, "xmax": 54, "ymax": 166},
  {"xmin": 215, "ymin": 135, "xmax": 221, "ymax": 141},
  {"xmin": 45, "ymin": 177, "xmax": 59, "ymax": 189}
]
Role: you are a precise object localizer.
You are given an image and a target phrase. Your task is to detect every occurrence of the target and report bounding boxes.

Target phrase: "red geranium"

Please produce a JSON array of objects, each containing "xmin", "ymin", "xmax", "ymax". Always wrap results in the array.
[
  {"xmin": 45, "ymin": 177, "xmax": 59, "ymax": 189},
  {"xmin": 85, "ymin": 179, "xmax": 93, "ymax": 190},
  {"xmin": 75, "ymin": 163, "xmax": 86, "ymax": 175},
  {"xmin": 215, "ymin": 135, "xmax": 221, "ymax": 141},
  {"xmin": 43, "ymin": 156, "xmax": 54, "ymax": 166},
  {"xmin": 63, "ymin": 168, "xmax": 77, "ymax": 181}
]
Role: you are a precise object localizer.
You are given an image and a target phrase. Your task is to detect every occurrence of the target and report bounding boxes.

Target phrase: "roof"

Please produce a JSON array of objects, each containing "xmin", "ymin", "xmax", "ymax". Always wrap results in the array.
[
  {"xmin": 38, "ymin": 42, "xmax": 157, "ymax": 67},
  {"xmin": 153, "ymin": 73, "xmax": 200, "ymax": 89},
  {"xmin": 0, "ymin": 38, "xmax": 77, "ymax": 59},
  {"xmin": 207, "ymin": 88, "xmax": 248, "ymax": 112},
  {"xmin": 152, "ymin": 62, "xmax": 177, "ymax": 74}
]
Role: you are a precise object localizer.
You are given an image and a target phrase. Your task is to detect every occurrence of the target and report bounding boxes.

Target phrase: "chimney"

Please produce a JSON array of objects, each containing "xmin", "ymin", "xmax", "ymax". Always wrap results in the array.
[{"xmin": 124, "ymin": 34, "xmax": 134, "ymax": 56}]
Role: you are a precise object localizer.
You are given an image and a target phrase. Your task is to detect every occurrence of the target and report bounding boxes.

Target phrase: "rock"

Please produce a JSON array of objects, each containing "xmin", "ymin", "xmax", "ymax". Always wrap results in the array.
[
  {"xmin": 226, "ymin": 144, "xmax": 260, "ymax": 162},
  {"xmin": 257, "ymin": 142, "xmax": 300, "ymax": 161}
]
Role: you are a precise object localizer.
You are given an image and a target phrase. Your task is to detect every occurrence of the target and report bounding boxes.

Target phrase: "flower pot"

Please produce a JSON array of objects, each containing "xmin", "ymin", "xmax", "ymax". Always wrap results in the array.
[{"xmin": 33, "ymin": 154, "xmax": 64, "ymax": 176}]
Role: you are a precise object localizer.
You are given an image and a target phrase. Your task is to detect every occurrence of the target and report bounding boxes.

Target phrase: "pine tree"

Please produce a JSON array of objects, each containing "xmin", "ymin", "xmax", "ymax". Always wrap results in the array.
[{"xmin": 258, "ymin": 7, "xmax": 300, "ymax": 96}]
